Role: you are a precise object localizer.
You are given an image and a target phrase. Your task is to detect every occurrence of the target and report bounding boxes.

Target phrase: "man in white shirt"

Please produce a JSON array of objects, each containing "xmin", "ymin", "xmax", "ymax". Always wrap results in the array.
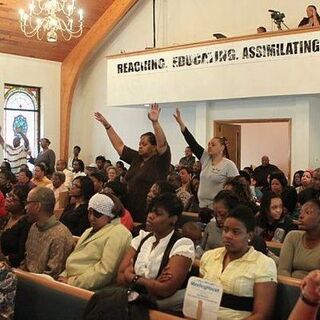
[
  {"xmin": 48, "ymin": 171, "xmax": 69, "ymax": 210},
  {"xmin": 56, "ymin": 159, "xmax": 73, "ymax": 189},
  {"xmin": 0, "ymin": 127, "xmax": 29, "ymax": 174}
]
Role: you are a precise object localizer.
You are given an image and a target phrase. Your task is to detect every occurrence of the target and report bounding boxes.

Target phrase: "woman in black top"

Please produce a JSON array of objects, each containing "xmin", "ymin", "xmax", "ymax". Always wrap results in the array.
[
  {"xmin": 255, "ymin": 192, "xmax": 297, "ymax": 243},
  {"xmin": 1, "ymin": 185, "xmax": 32, "ymax": 267},
  {"xmin": 60, "ymin": 176, "xmax": 94, "ymax": 236},
  {"xmin": 299, "ymin": 5, "xmax": 320, "ymax": 27}
]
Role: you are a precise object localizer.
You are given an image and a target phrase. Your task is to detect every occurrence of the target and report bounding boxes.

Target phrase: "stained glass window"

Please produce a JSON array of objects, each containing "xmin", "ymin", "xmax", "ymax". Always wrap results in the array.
[{"xmin": 3, "ymin": 84, "xmax": 40, "ymax": 157}]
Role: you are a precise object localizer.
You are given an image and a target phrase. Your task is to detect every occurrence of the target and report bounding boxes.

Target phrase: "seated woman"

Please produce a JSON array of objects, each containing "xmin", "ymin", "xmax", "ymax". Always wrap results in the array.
[
  {"xmin": 117, "ymin": 193, "xmax": 195, "ymax": 312},
  {"xmin": 299, "ymin": 5, "xmax": 320, "ymax": 28},
  {"xmin": 200, "ymin": 205, "xmax": 277, "ymax": 319},
  {"xmin": 278, "ymin": 199, "xmax": 320, "ymax": 279},
  {"xmin": 58, "ymin": 192, "xmax": 132, "ymax": 290},
  {"xmin": 106, "ymin": 166, "xmax": 120, "ymax": 183},
  {"xmin": 184, "ymin": 175, "xmax": 200, "ymax": 213},
  {"xmin": 296, "ymin": 170, "xmax": 313, "ymax": 194},
  {"xmin": 146, "ymin": 180, "xmax": 176, "ymax": 209},
  {"xmin": 224, "ymin": 176, "xmax": 259, "ymax": 214},
  {"xmin": 292, "ymin": 170, "xmax": 304, "ymax": 189},
  {"xmin": 201, "ymin": 190, "xmax": 239, "ymax": 251},
  {"xmin": 31, "ymin": 163, "xmax": 51, "ymax": 187},
  {"xmin": 103, "ymin": 181, "xmax": 133, "ymax": 232},
  {"xmin": 255, "ymin": 192, "xmax": 297, "ymax": 243},
  {"xmin": 60, "ymin": 176, "xmax": 95, "ymax": 236},
  {"xmin": 0, "ymin": 185, "xmax": 33, "ymax": 267}
]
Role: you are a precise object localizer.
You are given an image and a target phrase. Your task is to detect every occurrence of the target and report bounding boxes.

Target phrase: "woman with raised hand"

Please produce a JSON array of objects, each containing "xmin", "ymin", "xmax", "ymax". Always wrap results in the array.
[
  {"xmin": 173, "ymin": 108, "xmax": 238, "ymax": 209},
  {"xmin": 95, "ymin": 104, "xmax": 171, "ymax": 223}
]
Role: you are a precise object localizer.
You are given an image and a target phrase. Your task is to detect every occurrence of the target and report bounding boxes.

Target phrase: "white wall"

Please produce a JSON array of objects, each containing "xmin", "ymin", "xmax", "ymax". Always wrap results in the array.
[
  {"xmin": 158, "ymin": 0, "xmax": 315, "ymax": 46},
  {"xmin": 0, "ymin": 53, "xmax": 61, "ymax": 160},
  {"xmin": 238, "ymin": 122, "xmax": 290, "ymax": 175},
  {"xmin": 309, "ymin": 97, "xmax": 320, "ymax": 169},
  {"xmin": 69, "ymin": 0, "xmax": 319, "ymax": 172}
]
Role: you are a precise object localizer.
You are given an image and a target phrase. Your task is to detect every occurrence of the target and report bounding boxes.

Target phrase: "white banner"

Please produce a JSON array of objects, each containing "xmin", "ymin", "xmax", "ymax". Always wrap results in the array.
[{"xmin": 106, "ymin": 30, "xmax": 320, "ymax": 106}]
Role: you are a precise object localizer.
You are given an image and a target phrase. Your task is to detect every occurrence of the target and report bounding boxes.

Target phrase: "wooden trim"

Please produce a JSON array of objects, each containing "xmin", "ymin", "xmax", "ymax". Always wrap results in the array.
[
  {"xmin": 149, "ymin": 310, "xmax": 184, "ymax": 320},
  {"xmin": 278, "ymin": 275, "xmax": 302, "ymax": 287},
  {"xmin": 182, "ymin": 211, "xmax": 199, "ymax": 218},
  {"xmin": 60, "ymin": 0, "xmax": 139, "ymax": 160},
  {"xmin": 266, "ymin": 241, "xmax": 283, "ymax": 249},
  {"xmin": 106, "ymin": 26, "xmax": 320, "ymax": 59},
  {"xmin": 13, "ymin": 268, "xmax": 94, "ymax": 300}
]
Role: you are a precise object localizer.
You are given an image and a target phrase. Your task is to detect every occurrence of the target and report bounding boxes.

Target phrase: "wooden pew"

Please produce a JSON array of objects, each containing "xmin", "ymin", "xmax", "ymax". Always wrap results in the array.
[
  {"xmin": 266, "ymin": 241, "xmax": 283, "ymax": 256},
  {"xmin": 273, "ymin": 275, "xmax": 301, "ymax": 320},
  {"xmin": 13, "ymin": 269, "xmax": 184, "ymax": 320}
]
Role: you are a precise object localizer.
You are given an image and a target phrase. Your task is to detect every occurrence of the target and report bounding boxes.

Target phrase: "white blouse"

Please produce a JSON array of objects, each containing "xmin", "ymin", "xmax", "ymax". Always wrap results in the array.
[{"xmin": 131, "ymin": 230, "xmax": 195, "ymax": 279}]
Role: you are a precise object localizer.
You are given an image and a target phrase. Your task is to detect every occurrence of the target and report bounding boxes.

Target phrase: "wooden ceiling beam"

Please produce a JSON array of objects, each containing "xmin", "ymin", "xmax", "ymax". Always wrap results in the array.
[{"xmin": 59, "ymin": 0, "xmax": 138, "ymax": 160}]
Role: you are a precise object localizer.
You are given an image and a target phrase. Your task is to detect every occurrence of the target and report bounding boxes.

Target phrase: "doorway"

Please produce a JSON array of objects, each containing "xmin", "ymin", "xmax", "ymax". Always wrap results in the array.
[{"xmin": 214, "ymin": 119, "xmax": 292, "ymax": 179}]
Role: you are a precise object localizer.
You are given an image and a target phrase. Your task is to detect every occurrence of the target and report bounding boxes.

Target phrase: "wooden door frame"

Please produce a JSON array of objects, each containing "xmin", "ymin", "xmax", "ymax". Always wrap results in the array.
[{"xmin": 213, "ymin": 118, "xmax": 292, "ymax": 180}]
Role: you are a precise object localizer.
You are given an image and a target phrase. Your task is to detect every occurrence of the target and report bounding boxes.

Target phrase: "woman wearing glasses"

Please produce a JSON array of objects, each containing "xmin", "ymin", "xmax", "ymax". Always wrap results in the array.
[{"xmin": 58, "ymin": 192, "xmax": 132, "ymax": 290}]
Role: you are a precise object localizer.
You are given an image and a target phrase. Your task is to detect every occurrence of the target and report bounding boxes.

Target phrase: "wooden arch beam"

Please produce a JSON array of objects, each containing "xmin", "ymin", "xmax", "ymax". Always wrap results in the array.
[{"xmin": 60, "ymin": 0, "xmax": 138, "ymax": 160}]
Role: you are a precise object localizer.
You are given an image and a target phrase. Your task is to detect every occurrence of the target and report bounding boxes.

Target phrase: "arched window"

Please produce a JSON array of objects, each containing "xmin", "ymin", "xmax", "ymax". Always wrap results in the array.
[{"xmin": 3, "ymin": 84, "xmax": 40, "ymax": 158}]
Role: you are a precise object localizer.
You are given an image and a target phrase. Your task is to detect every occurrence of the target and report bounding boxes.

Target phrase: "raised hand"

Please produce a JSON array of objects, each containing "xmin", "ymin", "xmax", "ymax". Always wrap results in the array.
[
  {"xmin": 148, "ymin": 103, "xmax": 161, "ymax": 122},
  {"xmin": 173, "ymin": 108, "xmax": 186, "ymax": 130},
  {"xmin": 94, "ymin": 112, "xmax": 109, "ymax": 127}
]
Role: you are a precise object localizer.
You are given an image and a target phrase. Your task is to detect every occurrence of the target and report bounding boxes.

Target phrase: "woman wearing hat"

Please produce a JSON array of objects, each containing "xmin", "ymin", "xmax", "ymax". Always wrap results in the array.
[{"xmin": 58, "ymin": 192, "xmax": 132, "ymax": 290}]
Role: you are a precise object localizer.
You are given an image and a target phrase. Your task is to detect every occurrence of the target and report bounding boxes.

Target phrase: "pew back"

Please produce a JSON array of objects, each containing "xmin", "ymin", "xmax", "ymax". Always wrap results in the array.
[{"xmin": 13, "ymin": 269, "xmax": 184, "ymax": 320}]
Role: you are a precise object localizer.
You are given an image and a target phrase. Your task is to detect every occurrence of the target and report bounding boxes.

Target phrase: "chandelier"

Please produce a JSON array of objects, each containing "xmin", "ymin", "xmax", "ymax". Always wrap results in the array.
[{"xmin": 19, "ymin": 0, "xmax": 84, "ymax": 42}]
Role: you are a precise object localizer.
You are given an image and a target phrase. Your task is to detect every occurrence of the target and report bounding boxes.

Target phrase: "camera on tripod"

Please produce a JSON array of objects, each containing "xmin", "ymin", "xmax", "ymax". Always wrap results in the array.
[{"xmin": 268, "ymin": 9, "xmax": 288, "ymax": 30}]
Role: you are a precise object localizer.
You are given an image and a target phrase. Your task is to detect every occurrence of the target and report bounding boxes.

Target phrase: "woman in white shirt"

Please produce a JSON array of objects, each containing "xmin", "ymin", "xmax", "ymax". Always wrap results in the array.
[
  {"xmin": 117, "ymin": 193, "xmax": 195, "ymax": 312},
  {"xmin": 200, "ymin": 205, "xmax": 277, "ymax": 320}
]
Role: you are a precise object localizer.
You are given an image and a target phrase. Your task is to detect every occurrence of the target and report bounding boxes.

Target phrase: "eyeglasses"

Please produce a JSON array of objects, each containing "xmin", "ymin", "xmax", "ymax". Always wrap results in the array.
[{"xmin": 88, "ymin": 208, "xmax": 104, "ymax": 218}]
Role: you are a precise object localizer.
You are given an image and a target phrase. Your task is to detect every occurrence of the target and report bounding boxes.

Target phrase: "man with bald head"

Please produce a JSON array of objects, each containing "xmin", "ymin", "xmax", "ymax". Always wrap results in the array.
[
  {"xmin": 20, "ymin": 187, "xmax": 74, "ymax": 279},
  {"xmin": 253, "ymin": 155, "xmax": 279, "ymax": 187}
]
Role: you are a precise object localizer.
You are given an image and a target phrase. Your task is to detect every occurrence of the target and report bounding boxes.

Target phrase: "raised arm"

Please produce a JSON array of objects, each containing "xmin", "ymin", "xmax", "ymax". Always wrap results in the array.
[
  {"xmin": 15, "ymin": 127, "xmax": 29, "ymax": 148},
  {"xmin": 148, "ymin": 104, "xmax": 168, "ymax": 155},
  {"xmin": 94, "ymin": 112, "xmax": 125, "ymax": 156},
  {"xmin": 173, "ymin": 108, "xmax": 204, "ymax": 159}
]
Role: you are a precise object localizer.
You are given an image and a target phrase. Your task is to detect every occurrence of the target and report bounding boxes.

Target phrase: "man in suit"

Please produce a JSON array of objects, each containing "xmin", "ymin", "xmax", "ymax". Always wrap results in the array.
[{"xmin": 57, "ymin": 192, "xmax": 132, "ymax": 290}]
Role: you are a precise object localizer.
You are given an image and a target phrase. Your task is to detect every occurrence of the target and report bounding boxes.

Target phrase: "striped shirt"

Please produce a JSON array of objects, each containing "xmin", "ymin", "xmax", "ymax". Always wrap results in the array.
[{"xmin": 4, "ymin": 144, "xmax": 29, "ymax": 174}]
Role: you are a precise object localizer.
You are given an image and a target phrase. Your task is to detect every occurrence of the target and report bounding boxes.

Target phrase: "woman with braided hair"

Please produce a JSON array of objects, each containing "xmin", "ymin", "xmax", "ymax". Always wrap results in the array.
[{"xmin": 173, "ymin": 109, "xmax": 238, "ymax": 209}]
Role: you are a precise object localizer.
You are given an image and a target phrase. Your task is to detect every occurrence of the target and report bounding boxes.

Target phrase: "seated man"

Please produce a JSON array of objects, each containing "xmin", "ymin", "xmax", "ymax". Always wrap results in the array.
[
  {"xmin": 58, "ymin": 192, "xmax": 132, "ymax": 290},
  {"xmin": 56, "ymin": 159, "xmax": 73, "ymax": 189},
  {"xmin": 48, "ymin": 171, "xmax": 69, "ymax": 210},
  {"xmin": 20, "ymin": 187, "xmax": 74, "ymax": 279}
]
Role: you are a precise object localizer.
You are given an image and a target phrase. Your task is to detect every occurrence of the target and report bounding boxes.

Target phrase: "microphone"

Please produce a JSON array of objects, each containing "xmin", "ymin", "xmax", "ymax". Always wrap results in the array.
[{"xmin": 268, "ymin": 9, "xmax": 279, "ymax": 13}]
